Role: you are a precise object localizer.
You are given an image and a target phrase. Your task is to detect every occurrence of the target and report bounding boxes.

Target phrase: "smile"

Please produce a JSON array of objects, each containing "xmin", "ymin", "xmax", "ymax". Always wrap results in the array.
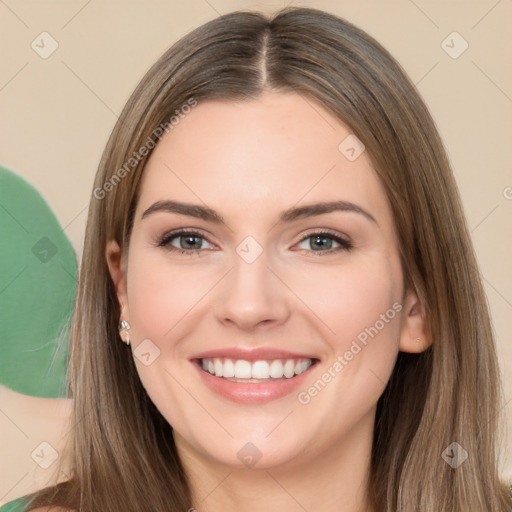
[
  {"xmin": 192, "ymin": 357, "xmax": 320, "ymax": 403},
  {"xmin": 200, "ymin": 357, "xmax": 314, "ymax": 381}
]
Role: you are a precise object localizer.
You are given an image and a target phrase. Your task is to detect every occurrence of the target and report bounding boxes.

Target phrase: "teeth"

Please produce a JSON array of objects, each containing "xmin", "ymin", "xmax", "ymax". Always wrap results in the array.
[
  {"xmin": 234, "ymin": 360, "xmax": 252, "ymax": 379},
  {"xmin": 223, "ymin": 358, "xmax": 235, "ymax": 378},
  {"xmin": 200, "ymin": 357, "xmax": 314, "ymax": 380},
  {"xmin": 214, "ymin": 358, "xmax": 224, "ymax": 377},
  {"xmin": 252, "ymin": 361, "xmax": 270, "ymax": 379},
  {"xmin": 284, "ymin": 359, "xmax": 295, "ymax": 378}
]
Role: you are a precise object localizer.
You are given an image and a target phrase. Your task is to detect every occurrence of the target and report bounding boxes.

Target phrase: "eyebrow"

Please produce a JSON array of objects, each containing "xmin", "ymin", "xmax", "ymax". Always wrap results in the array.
[{"xmin": 141, "ymin": 199, "xmax": 378, "ymax": 226}]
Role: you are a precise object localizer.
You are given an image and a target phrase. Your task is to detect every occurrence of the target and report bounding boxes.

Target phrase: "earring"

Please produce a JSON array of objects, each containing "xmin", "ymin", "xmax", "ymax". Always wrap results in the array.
[{"xmin": 118, "ymin": 320, "xmax": 131, "ymax": 346}]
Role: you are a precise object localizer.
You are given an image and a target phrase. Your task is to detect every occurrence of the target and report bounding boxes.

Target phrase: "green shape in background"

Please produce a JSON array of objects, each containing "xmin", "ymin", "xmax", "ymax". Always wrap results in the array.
[
  {"xmin": 0, "ymin": 164, "xmax": 77, "ymax": 511},
  {"xmin": 0, "ymin": 501, "xmax": 27, "ymax": 512},
  {"xmin": 0, "ymin": 164, "xmax": 77, "ymax": 397}
]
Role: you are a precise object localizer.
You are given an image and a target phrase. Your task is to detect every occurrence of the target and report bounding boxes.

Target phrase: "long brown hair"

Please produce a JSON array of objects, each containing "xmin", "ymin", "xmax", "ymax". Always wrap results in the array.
[{"xmin": 23, "ymin": 6, "xmax": 511, "ymax": 511}]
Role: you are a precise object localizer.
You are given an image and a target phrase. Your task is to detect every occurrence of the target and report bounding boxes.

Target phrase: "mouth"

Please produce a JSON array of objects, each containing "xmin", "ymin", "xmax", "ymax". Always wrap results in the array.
[
  {"xmin": 196, "ymin": 357, "xmax": 318, "ymax": 381},
  {"xmin": 191, "ymin": 356, "xmax": 320, "ymax": 403}
]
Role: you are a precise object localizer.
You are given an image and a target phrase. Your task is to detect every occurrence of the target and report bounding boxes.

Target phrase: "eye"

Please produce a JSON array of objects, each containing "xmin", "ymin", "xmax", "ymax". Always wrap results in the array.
[
  {"xmin": 155, "ymin": 228, "xmax": 353, "ymax": 257},
  {"xmin": 295, "ymin": 230, "xmax": 353, "ymax": 255},
  {"xmin": 157, "ymin": 229, "xmax": 215, "ymax": 256}
]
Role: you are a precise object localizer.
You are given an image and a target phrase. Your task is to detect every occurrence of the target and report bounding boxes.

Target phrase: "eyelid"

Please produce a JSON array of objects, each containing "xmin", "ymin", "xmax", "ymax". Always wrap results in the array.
[
  {"xmin": 156, "ymin": 228, "xmax": 216, "ymax": 248},
  {"xmin": 293, "ymin": 228, "xmax": 353, "ymax": 254},
  {"xmin": 155, "ymin": 226, "xmax": 353, "ymax": 255},
  {"xmin": 297, "ymin": 227, "xmax": 352, "ymax": 244}
]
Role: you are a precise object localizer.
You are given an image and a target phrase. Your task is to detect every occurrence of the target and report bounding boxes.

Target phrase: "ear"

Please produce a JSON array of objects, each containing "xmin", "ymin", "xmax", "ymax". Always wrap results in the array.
[
  {"xmin": 398, "ymin": 286, "xmax": 432, "ymax": 353},
  {"xmin": 105, "ymin": 239, "xmax": 129, "ymax": 321}
]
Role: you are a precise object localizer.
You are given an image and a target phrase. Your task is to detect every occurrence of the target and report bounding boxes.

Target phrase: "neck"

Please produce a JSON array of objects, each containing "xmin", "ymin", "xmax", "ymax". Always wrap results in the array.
[{"xmin": 175, "ymin": 407, "xmax": 376, "ymax": 512}]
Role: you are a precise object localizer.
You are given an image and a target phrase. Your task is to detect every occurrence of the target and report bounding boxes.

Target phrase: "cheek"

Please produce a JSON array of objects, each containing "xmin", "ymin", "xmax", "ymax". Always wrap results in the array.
[
  {"xmin": 124, "ymin": 248, "xmax": 216, "ymax": 426},
  {"xmin": 126, "ymin": 249, "xmax": 215, "ymax": 344},
  {"xmin": 290, "ymin": 254, "xmax": 403, "ymax": 407},
  {"xmin": 284, "ymin": 253, "xmax": 403, "ymax": 351},
  {"xmin": 289, "ymin": 258, "xmax": 403, "ymax": 430}
]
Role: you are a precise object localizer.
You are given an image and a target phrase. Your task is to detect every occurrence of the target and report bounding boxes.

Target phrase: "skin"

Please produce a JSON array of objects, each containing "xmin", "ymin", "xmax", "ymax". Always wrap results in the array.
[
  {"xmin": 106, "ymin": 90, "xmax": 432, "ymax": 512},
  {"xmin": 0, "ymin": 385, "xmax": 72, "ymax": 504}
]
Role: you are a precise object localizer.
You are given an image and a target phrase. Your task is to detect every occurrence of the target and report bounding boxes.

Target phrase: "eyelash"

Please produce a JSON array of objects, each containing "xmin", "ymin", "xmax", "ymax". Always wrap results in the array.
[{"xmin": 156, "ymin": 228, "xmax": 353, "ymax": 257}]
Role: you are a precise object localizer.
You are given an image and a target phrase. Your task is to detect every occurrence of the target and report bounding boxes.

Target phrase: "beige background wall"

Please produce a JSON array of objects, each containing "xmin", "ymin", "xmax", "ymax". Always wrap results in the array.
[{"xmin": 1, "ymin": 0, "xmax": 511, "ymax": 485}]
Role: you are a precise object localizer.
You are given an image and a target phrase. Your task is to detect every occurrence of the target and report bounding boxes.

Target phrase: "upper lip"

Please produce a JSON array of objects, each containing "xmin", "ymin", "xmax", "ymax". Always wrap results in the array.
[{"xmin": 190, "ymin": 347, "xmax": 319, "ymax": 362}]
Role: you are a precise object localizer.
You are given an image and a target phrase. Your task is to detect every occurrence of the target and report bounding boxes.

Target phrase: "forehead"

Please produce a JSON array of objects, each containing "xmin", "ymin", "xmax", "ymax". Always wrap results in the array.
[{"xmin": 135, "ymin": 91, "xmax": 392, "ymax": 227}]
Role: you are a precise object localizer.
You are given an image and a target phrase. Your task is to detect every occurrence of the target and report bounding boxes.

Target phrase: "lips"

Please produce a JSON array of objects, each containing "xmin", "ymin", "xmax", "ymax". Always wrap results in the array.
[
  {"xmin": 190, "ymin": 347, "xmax": 319, "ymax": 362},
  {"xmin": 189, "ymin": 347, "xmax": 320, "ymax": 403}
]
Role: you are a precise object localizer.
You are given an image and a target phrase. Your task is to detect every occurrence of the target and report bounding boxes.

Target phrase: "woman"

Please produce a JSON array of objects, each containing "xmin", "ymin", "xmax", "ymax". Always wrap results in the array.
[{"xmin": 24, "ymin": 6, "xmax": 512, "ymax": 512}]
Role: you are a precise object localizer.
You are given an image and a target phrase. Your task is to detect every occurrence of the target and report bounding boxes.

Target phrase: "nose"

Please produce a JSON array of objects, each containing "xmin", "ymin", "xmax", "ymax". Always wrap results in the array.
[{"xmin": 214, "ymin": 249, "xmax": 291, "ymax": 332}]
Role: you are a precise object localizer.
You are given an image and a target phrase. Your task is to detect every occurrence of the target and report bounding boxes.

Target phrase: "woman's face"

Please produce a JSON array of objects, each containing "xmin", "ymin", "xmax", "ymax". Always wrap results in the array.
[{"xmin": 108, "ymin": 90, "xmax": 427, "ymax": 470}]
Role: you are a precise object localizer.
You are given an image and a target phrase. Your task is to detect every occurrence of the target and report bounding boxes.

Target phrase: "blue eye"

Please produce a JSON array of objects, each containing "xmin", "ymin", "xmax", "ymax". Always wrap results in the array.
[
  {"xmin": 156, "ymin": 229, "xmax": 353, "ymax": 256},
  {"xmin": 296, "ymin": 231, "xmax": 353, "ymax": 255},
  {"xmin": 157, "ymin": 230, "xmax": 213, "ymax": 256}
]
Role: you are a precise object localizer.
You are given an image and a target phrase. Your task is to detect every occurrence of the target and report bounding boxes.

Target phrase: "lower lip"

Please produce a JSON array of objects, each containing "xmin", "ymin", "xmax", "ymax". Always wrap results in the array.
[{"xmin": 191, "ymin": 360, "xmax": 319, "ymax": 404}]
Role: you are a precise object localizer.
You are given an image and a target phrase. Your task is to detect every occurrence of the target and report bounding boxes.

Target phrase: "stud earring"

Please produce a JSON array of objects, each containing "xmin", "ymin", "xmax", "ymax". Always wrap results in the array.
[{"xmin": 118, "ymin": 320, "xmax": 131, "ymax": 346}]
